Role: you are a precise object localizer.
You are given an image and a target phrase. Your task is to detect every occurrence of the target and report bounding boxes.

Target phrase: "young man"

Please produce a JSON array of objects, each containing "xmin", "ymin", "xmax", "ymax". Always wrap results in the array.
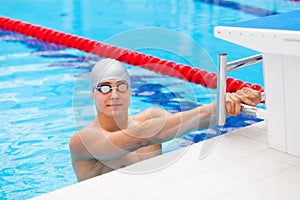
[{"xmin": 69, "ymin": 58, "xmax": 262, "ymax": 181}]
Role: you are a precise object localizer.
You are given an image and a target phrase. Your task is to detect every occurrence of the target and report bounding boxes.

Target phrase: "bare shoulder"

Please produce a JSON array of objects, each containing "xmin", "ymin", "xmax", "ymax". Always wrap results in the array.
[
  {"xmin": 69, "ymin": 131, "xmax": 86, "ymax": 160},
  {"xmin": 132, "ymin": 107, "xmax": 171, "ymax": 122},
  {"xmin": 69, "ymin": 123, "xmax": 98, "ymax": 160}
]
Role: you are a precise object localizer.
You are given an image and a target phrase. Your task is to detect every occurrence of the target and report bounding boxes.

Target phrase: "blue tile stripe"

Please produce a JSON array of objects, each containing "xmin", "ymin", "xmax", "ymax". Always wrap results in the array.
[{"xmin": 196, "ymin": 0, "xmax": 279, "ymax": 16}]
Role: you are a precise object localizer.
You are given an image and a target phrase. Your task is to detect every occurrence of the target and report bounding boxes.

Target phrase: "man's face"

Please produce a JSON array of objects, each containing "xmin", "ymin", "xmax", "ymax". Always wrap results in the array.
[{"xmin": 92, "ymin": 79, "xmax": 131, "ymax": 118}]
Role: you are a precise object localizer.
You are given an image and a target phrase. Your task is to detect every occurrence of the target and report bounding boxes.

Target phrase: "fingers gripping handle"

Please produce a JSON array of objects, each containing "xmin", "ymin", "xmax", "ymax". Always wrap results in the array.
[
  {"xmin": 218, "ymin": 59, "xmax": 267, "ymax": 124},
  {"xmin": 241, "ymin": 92, "xmax": 267, "ymax": 120}
]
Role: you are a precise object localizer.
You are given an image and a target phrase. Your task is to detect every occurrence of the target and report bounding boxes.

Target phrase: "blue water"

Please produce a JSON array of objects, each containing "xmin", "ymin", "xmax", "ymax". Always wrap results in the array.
[{"xmin": 1, "ymin": 0, "xmax": 300, "ymax": 199}]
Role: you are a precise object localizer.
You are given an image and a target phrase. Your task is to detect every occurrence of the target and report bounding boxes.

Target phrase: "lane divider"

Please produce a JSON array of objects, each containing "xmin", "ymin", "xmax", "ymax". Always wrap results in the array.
[{"xmin": 0, "ymin": 16, "xmax": 263, "ymax": 92}]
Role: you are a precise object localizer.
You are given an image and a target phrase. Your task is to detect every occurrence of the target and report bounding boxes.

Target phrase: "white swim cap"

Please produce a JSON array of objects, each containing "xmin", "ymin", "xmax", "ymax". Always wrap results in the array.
[{"xmin": 90, "ymin": 58, "xmax": 130, "ymax": 90}]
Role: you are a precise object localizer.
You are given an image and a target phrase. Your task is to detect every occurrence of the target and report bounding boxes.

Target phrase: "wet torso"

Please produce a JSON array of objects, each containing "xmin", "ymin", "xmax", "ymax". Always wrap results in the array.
[{"xmin": 70, "ymin": 111, "xmax": 163, "ymax": 181}]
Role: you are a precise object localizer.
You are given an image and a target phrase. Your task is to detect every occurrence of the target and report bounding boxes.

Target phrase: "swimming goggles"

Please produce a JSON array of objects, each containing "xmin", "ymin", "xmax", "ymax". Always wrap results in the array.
[{"xmin": 94, "ymin": 82, "xmax": 129, "ymax": 94}]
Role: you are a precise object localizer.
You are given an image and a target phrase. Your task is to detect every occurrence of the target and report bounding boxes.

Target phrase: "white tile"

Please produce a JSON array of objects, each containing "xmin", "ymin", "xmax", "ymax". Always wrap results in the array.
[
  {"xmin": 276, "ymin": 164, "xmax": 300, "ymax": 185},
  {"xmin": 135, "ymin": 195, "xmax": 159, "ymax": 200},
  {"xmin": 213, "ymin": 173, "xmax": 300, "ymax": 200},
  {"xmin": 47, "ymin": 183, "xmax": 111, "ymax": 200},
  {"xmin": 224, "ymin": 121, "xmax": 268, "ymax": 144},
  {"xmin": 80, "ymin": 175, "xmax": 142, "ymax": 200},
  {"xmin": 213, "ymin": 186, "xmax": 288, "ymax": 200},
  {"xmin": 166, "ymin": 169, "xmax": 247, "ymax": 199},
  {"xmin": 238, "ymin": 124, "xmax": 268, "ymax": 144},
  {"xmin": 217, "ymin": 160, "xmax": 269, "ymax": 183},
  {"xmin": 113, "ymin": 142, "xmax": 214, "ymax": 186},
  {"xmin": 96, "ymin": 171, "xmax": 164, "ymax": 194},
  {"xmin": 249, "ymin": 120, "xmax": 268, "ymax": 131},
  {"xmin": 238, "ymin": 152, "xmax": 290, "ymax": 174},
  {"xmin": 219, "ymin": 132, "xmax": 268, "ymax": 153},
  {"xmin": 31, "ymin": 193, "xmax": 61, "ymax": 200},
  {"xmin": 182, "ymin": 140, "xmax": 213, "ymax": 159},
  {"xmin": 145, "ymin": 183, "xmax": 199, "ymax": 200},
  {"xmin": 139, "ymin": 138, "xmax": 249, "ymax": 184},
  {"xmin": 246, "ymin": 176, "xmax": 300, "ymax": 200},
  {"xmin": 212, "ymin": 189, "xmax": 256, "ymax": 200},
  {"xmin": 142, "ymin": 156, "xmax": 210, "ymax": 185},
  {"xmin": 257, "ymin": 148, "xmax": 300, "ymax": 166},
  {"xmin": 197, "ymin": 137, "xmax": 253, "ymax": 168}
]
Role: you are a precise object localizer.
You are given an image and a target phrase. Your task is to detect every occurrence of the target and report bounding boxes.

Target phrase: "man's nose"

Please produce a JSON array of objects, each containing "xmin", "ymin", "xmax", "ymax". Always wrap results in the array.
[{"xmin": 110, "ymin": 88, "xmax": 119, "ymax": 99}]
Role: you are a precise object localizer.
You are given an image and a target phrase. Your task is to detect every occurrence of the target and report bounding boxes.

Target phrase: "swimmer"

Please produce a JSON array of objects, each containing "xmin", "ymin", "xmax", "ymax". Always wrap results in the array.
[{"xmin": 69, "ymin": 58, "xmax": 262, "ymax": 181}]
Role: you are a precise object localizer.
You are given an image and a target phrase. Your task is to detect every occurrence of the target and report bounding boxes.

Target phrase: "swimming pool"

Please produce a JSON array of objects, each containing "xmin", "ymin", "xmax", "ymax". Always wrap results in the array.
[{"xmin": 1, "ymin": 0, "xmax": 300, "ymax": 199}]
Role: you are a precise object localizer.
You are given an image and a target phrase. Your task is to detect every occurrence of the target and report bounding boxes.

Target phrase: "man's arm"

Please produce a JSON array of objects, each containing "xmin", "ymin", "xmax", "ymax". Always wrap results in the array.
[
  {"xmin": 70, "ymin": 104, "xmax": 213, "ymax": 161},
  {"xmin": 70, "ymin": 88, "xmax": 262, "ymax": 161}
]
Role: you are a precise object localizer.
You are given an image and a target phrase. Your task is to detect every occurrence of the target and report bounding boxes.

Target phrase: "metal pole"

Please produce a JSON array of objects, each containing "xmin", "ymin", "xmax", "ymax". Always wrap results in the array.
[
  {"xmin": 226, "ymin": 54, "xmax": 262, "ymax": 72},
  {"xmin": 217, "ymin": 53, "xmax": 227, "ymax": 126}
]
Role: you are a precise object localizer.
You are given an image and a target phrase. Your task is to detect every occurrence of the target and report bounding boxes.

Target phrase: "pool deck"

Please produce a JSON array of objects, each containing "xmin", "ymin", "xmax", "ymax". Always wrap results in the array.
[{"xmin": 32, "ymin": 121, "xmax": 300, "ymax": 200}]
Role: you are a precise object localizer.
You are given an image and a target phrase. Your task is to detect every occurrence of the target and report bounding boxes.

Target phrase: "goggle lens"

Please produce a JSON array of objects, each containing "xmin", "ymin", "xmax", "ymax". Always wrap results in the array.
[
  {"xmin": 117, "ymin": 83, "xmax": 128, "ymax": 92},
  {"xmin": 95, "ymin": 83, "xmax": 129, "ymax": 94}
]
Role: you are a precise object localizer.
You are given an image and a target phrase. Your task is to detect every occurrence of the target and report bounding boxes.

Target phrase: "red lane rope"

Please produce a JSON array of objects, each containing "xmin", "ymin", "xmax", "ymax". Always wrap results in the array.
[{"xmin": 0, "ymin": 16, "xmax": 263, "ymax": 92}]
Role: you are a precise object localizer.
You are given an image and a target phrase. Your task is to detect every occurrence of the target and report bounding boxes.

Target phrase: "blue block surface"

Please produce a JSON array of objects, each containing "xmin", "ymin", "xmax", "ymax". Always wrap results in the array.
[{"xmin": 230, "ymin": 10, "xmax": 300, "ymax": 31}]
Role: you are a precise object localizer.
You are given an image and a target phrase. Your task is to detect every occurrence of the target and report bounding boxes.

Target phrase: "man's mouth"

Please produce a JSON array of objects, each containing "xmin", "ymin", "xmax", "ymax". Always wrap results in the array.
[{"xmin": 107, "ymin": 104, "xmax": 122, "ymax": 107}]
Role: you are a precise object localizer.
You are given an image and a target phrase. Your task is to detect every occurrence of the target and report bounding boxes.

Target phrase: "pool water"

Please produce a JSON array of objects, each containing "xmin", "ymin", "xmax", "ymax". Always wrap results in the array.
[{"xmin": 1, "ymin": 0, "xmax": 300, "ymax": 199}]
